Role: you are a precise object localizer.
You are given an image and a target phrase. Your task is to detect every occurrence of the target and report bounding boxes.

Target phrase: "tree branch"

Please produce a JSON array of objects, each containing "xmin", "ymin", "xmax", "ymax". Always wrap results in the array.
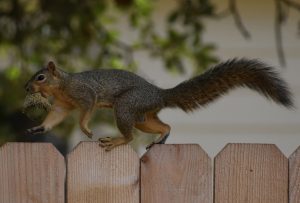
[
  {"xmin": 113, "ymin": 40, "xmax": 135, "ymax": 66},
  {"xmin": 281, "ymin": 0, "xmax": 300, "ymax": 11},
  {"xmin": 229, "ymin": 0, "xmax": 251, "ymax": 39},
  {"xmin": 99, "ymin": 26, "xmax": 135, "ymax": 66},
  {"xmin": 274, "ymin": 0, "xmax": 287, "ymax": 66}
]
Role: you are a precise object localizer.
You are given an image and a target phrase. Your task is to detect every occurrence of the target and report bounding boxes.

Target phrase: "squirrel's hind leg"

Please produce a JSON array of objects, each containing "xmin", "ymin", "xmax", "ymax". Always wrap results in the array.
[
  {"xmin": 134, "ymin": 112, "xmax": 171, "ymax": 150},
  {"xmin": 99, "ymin": 105, "xmax": 135, "ymax": 151}
]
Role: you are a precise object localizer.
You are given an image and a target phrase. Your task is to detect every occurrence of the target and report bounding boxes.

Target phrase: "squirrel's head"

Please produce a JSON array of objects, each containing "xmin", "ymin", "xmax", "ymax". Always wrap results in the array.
[{"xmin": 24, "ymin": 61, "xmax": 61, "ymax": 98}]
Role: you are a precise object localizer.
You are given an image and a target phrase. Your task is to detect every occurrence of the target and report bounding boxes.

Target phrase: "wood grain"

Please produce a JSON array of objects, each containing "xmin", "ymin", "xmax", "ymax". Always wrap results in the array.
[
  {"xmin": 141, "ymin": 144, "xmax": 212, "ymax": 203},
  {"xmin": 289, "ymin": 146, "xmax": 300, "ymax": 203},
  {"xmin": 0, "ymin": 142, "xmax": 65, "ymax": 203},
  {"xmin": 67, "ymin": 142, "xmax": 139, "ymax": 203},
  {"xmin": 214, "ymin": 143, "xmax": 288, "ymax": 203}
]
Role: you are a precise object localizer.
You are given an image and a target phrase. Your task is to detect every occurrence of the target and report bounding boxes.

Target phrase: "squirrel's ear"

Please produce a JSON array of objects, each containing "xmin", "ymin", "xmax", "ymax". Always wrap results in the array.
[{"xmin": 47, "ymin": 61, "xmax": 58, "ymax": 76}]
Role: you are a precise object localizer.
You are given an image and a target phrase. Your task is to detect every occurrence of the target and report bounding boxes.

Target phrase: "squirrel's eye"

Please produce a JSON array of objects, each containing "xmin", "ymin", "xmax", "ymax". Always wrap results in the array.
[{"xmin": 36, "ymin": 74, "xmax": 45, "ymax": 81}]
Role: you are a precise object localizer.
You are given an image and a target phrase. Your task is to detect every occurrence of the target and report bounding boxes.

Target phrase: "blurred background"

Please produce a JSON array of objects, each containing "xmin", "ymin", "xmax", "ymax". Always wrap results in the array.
[{"xmin": 0, "ymin": 0, "xmax": 299, "ymax": 157}]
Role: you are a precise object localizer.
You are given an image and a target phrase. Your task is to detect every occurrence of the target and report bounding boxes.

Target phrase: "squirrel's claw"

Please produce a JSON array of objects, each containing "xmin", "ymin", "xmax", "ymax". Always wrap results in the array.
[
  {"xmin": 146, "ymin": 142, "xmax": 155, "ymax": 150},
  {"xmin": 26, "ymin": 126, "xmax": 47, "ymax": 135},
  {"xmin": 99, "ymin": 137, "xmax": 112, "ymax": 142},
  {"xmin": 98, "ymin": 137, "xmax": 114, "ymax": 151}
]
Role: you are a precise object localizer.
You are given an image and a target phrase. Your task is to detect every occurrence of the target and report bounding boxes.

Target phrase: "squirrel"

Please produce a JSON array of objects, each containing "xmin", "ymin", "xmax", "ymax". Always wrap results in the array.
[{"xmin": 24, "ymin": 59, "xmax": 294, "ymax": 151}]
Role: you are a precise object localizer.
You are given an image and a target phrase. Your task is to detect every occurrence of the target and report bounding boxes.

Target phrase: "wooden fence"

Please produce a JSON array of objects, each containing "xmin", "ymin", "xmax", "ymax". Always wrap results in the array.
[{"xmin": 0, "ymin": 142, "xmax": 299, "ymax": 203}]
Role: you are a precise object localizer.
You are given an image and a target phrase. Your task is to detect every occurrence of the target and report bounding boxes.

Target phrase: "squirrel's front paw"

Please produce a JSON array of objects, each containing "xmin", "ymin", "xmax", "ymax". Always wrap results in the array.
[
  {"xmin": 26, "ymin": 126, "xmax": 48, "ymax": 135},
  {"xmin": 81, "ymin": 127, "xmax": 93, "ymax": 139}
]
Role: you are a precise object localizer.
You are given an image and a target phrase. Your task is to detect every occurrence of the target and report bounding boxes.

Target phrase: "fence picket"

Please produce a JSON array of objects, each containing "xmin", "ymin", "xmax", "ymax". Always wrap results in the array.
[
  {"xmin": 67, "ymin": 142, "xmax": 139, "ymax": 203},
  {"xmin": 141, "ymin": 144, "xmax": 212, "ymax": 203},
  {"xmin": 214, "ymin": 143, "xmax": 288, "ymax": 203},
  {"xmin": 289, "ymin": 146, "xmax": 300, "ymax": 203},
  {"xmin": 0, "ymin": 142, "xmax": 298, "ymax": 203},
  {"xmin": 0, "ymin": 142, "xmax": 65, "ymax": 203}
]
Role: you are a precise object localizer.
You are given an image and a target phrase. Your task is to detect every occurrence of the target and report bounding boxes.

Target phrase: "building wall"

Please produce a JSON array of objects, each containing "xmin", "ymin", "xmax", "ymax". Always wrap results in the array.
[
  {"xmin": 70, "ymin": 0, "xmax": 300, "ymax": 157},
  {"xmin": 135, "ymin": 0, "xmax": 300, "ymax": 157}
]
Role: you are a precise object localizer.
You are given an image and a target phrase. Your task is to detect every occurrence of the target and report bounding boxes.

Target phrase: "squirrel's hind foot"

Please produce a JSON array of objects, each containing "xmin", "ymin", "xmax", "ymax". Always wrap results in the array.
[{"xmin": 146, "ymin": 132, "xmax": 170, "ymax": 150}]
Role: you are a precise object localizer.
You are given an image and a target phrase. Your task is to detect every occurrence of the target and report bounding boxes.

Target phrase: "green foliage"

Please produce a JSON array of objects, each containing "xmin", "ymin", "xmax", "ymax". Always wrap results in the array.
[
  {"xmin": 0, "ymin": 0, "xmax": 219, "ymax": 75},
  {"xmin": 0, "ymin": 0, "xmax": 219, "ymax": 143}
]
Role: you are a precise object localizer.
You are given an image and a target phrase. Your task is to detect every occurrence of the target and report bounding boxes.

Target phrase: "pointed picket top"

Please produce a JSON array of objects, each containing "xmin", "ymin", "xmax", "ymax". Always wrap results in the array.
[
  {"xmin": 214, "ymin": 143, "xmax": 288, "ymax": 203},
  {"xmin": 67, "ymin": 141, "xmax": 139, "ymax": 203},
  {"xmin": 0, "ymin": 142, "xmax": 65, "ymax": 203},
  {"xmin": 289, "ymin": 146, "xmax": 300, "ymax": 203},
  {"xmin": 215, "ymin": 143, "xmax": 286, "ymax": 158},
  {"xmin": 141, "ymin": 144, "xmax": 212, "ymax": 203},
  {"xmin": 0, "ymin": 142, "xmax": 64, "ymax": 158}
]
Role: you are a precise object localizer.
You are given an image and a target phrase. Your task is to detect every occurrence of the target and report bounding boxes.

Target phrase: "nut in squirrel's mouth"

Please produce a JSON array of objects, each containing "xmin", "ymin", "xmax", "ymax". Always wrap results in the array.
[
  {"xmin": 31, "ymin": 90, "xmax": 48, "ymax": 99},
  {"xmin": 23, "ymin": 92, "xmax": 52, "ymax": 115}
]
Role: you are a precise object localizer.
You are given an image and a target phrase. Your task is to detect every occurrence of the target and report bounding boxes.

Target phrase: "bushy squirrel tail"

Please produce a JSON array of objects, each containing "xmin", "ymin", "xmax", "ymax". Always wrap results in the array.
[{"xmin": 162, "ymin": 58, "xmax": 294, "ymax": 112}]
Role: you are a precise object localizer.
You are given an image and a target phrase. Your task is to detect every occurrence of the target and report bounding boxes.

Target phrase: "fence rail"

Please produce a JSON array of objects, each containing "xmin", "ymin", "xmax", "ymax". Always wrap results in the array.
[{"xmin": 0, "ymin": 142, "xmax": 299, "ymax": 203}]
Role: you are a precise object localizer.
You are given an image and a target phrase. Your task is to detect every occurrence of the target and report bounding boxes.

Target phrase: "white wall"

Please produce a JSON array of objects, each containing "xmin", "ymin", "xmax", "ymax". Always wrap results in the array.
[
  {"xmin": 70, "ymin": 0, "xmax": 300, "ymax": 157},
  {"xmin": 137, "ymin": 0, "xmax": 300, "ymax": 157}
]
